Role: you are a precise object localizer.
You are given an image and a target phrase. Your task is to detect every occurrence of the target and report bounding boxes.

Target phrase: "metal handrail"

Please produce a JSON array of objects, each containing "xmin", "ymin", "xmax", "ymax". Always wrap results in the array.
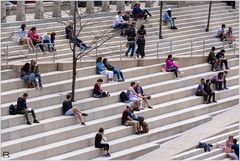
[{"xmin": 35, "ymin": 42, "xmax": 56, "ymax": 63}]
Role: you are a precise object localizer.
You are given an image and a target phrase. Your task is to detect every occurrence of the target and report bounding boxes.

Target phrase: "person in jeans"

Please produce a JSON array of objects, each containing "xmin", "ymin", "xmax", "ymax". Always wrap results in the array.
[
  {"xmin": 96, "ymin": 57, "xmax": 114, "ymax": 83},
  {"xmin": 122, "ymin": 103, "xmax": 142, "ymax": 134},
  {"xmin": 103, "ymin": 58, "xmax": 125, "ymax": 82},
  {"xmin": 216, "ymin": 49, "xmax": 230, "ymax": 70},
  {"xmin": 136, "ymin": 24, "xmax": 146, "ymax": 58},
  {"xmin": 204, "ymin": 79, "xmax": 217, "ymax": 103},
  {"xmin": 134, "ymin": 81, "xmax": 153, "ymax": 109},
  {"xmin": 16, "ymin": 93, "xmax": 40, "ymax": 125},
  {"xmin": 128, "ymin": 81, "xmax": 144, "ymax": 110},
  {"xmin": 217, "ymin": 24, "xmax": 226, "ymax": 41},
  {"xmin": 95, "ymin": 128, "xmax": 111, "ymax": 157},
  {"xmin": 125, "ymin": 22, "xmax": 136, "ymax": 57},
  {"xmin": 228, "ymin": 139, "xmax": 239, "ymax": 160},
  {"xmin": 30, "ymin": 59, "xmax": 43, "ymax": 88},
  {"xmin": 28, "ymin": 27, "xmax": 45, "ymax": 52},
  {"xmin": 93, "ymin": 79, "xmax": 110, "ymax": 98},
  {"xmin": 163, "ymin": 8, "xmax": 177, "ymax": 30},
  {"xmin": 20, "ymin": 63, "xmax": 38, "ymax": 89},
  {"xmin": 210, "ymin": 72, "xmax": 225, "ymax": 90},
  {"xmin": 225, "ymin": 27, "xmax": 235, "ymax": 46},
  {"xmin": 65, "ymin": 22, "xmax": 89, "ymax": 50},
  {"xmin": 195, "ymin": 78, "xmax": 208, "ymax": 104},
  {"xmin": 62, "ymin": 93, "xmax": 88, "ymax": 125},
  {"xmin": 165, "ymin": 54, "xmax": 182, "ymax": 78},
  {"xmin": 207, "ymin": 47, "xmax": 219, "ymax": 71},
  {"xmin": 132, "ymin": 3, "xmax": 151, "ymax": 21},
  {"xmin": 112, "ymin": 11, "xmax": 129, "ymax": 36}
]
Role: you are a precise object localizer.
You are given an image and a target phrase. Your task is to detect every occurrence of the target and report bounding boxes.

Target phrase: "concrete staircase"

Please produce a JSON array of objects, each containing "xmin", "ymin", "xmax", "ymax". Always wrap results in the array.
[
  {"xmin": 1, "ymin": 1, "xmax": 239, "ymax": 160},
  {"xmin": 172, "ymin": 122, "xmax": 239, "ymax": 160},
  {"xmin": 1, "ymin": 2, "xmax": 239, "ymax": 65}
]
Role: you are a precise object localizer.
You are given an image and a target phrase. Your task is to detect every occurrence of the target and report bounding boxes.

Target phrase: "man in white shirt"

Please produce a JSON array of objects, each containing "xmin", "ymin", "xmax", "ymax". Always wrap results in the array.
[
  {"xmin": 217, "ymin": 24, "xmax": 226, "ymax": 41},
  {"xmin": 112, "ymin": 11, "xmax": 129, "ymax": 36}
]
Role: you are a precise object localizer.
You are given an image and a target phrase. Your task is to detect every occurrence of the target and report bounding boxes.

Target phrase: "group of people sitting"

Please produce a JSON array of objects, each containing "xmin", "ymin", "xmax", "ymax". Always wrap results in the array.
[
  {"xmin": 218, "ymin": 135, "xmax": 239, "ymax": 160},
  {"xmin": 217, "ymin": 24, "xmax": 235, "ymax": 46},
  {"xmin": 15, "ymin": 24, "xmax": 56, "ymax": 53}
]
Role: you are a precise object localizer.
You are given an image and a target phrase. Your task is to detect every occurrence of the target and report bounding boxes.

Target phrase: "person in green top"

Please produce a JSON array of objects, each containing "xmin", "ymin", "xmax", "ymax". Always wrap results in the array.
[{"xmin": 207, "ymin": 47, "xmax": 219, "ymax": 71}]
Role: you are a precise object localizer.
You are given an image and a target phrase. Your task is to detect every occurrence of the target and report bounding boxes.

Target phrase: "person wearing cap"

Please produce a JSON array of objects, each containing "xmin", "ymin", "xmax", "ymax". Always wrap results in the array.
[
  {"xmin": 16, "ymin": 93, "xmax": 40, "ymax": 125},
  {"xmin": 163, "ymin": 8, "xmax": 177, "ymax": 30},
  {"xmin": 122, "ymin": 103, "xmax": 142, "ymax": 134},
  {"xmin": 216, "ymin": 49, "xmax": 230, "ymax": 70},
  {"xmin": 134, "ymin": 81, "xmax": 153, "ymax": 109}
]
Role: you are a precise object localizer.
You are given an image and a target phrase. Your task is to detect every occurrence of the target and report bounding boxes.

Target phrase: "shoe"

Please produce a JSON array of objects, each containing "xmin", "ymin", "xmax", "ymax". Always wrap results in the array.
[
  {"xmin": 226, "ymin": 67, "xmax": 230, "ymax": 70},
  {"xmin": 118, "ymin": 80, "xmax": 124, "ymax": 82},
  {"xmin": 174, "ymin": 26, "xmax": 178, "ymax": 29},
  {"xmin": 103, "ymin": 154, "xmax": 108, "ymax": 157},
  {"xmin": 140, "ymin": 131, "xmax": 144, "ymax": 134},
  {"xmin": 82, "ymin": 113, "xmax": 88, "ymax": 116},
  {"xmin": 125, "ymin": 53, "xmax": 128, "ymax": 57},
  {"xmin": 207, "ymin": 101, "xmax": 212, "ymax": 104},
  {"xmin": 135, "ymin": 132, "xmax": 140, "ymax": 135},
  {"xmin": 107, "ymin": 153, "xmax": 111, "ymax": 157},
  {"xmin": 81, "ymin": 122, "xmax": 86, "ymax": 125},
  {"xmin": 27, "ymin": 121, "xmax": 32, "ymax": 125},
  {"xmin": 33, "ymin": 119, "xmax": 40, "ymax": 123},
  {"xmin": 170, "ymin": 27, "xmax": 174, "ymax": 29},
  {"xmin": 224, "ymin": 87, "xmax": 229, "ymax": 90},
  {"xmin": 213, "ymin": 100, "xmax": 217, "ymax": 103},
  {"xmin": 148, "ymin": 106, "xmax": 153, "ymax": 109}
]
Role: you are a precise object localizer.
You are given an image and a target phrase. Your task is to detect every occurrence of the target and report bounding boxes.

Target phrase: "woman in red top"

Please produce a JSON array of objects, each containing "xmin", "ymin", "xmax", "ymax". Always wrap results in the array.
[
  {"xmin": 93, "ymin": 79, "xmax": 110, "ymax": 98},
  {"xmin": 28, "ymin": 27, "xmax": 45, "ymax": 52}
]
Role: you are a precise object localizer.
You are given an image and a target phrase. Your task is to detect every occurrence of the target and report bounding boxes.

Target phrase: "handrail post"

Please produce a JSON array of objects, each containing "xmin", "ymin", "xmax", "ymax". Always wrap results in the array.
[
  {"xmin": 234, "ymin": 40, "xmax": 236, "ymax": 55},
  {"xmin": 95, "ymin": 41, "xmax": 98, "ymax": 58},
  {"xmin": 191, "ymin": 40, "xmax": 193, "ymax": 57},
  {"xmin": 6, "ymin": 45, "xmax": 9, "ymax": 65},
  {"xmin": 169, "ymin": 41, "xmax": 172, "ymax": 55},
  {"xmin": 203, "ymin": 40, "xmax": 205, "ymax": 56},
  {"xmin": 157, "ymin": 41, "xmax": 159, "ymax": 58},
  {"xmin": 222, "ymin": 41, "xmax": 224, "ymax": 49},
  {"xmin": 35, "ymin": 44, "xmax": 38, "ymax": 63},
  {"xmin": 52, "ymin": 50, "xmax": 55, "ymax": 63}
]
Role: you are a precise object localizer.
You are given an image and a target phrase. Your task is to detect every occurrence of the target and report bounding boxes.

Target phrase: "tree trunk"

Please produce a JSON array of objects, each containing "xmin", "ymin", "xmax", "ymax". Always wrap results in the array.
[
  {"xmin": 145, "ymin": 1, "xmax": 153, "ymax": 7},
  {"xmin": 86, "ymin": 1, "xmax": 94, "ymax": 14},
  {"xmin": 102, "ymin": 1, "xmax": 110, "ymax": 12},
  {"xmin": 34, "ymin": 1, "xmax": 44, "ymax": 19},
  {"xmin": 131, "ymin": 1, "xmax": 138, "ymax": 9},
  {"xmin": 16, "ymin": 1, "xmax": 26, "ymax": 21},
  {"xmin": 52, "ymin": 1, "xmax": 62, "ymax": 17},
  {"xmin": 116, "ymin": 1, "xmax": 125, "ymax": 11},
  {"xmin": 71, "ymin": 1, "xmax": 77, "ymax": 101},
  {"xmin": 70, "ymin": 1, "xmax": 75, "ymax": 16},
  {"xmin": 1, "ymin": 1, "xmax": 7, "ymax": 23}
]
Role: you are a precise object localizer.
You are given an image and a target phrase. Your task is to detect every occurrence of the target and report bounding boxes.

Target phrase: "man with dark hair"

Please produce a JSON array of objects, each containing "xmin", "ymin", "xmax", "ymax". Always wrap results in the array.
[
  {"xmin": 95, "ymin": 128, "xmax": 111, "ymax": 157},
  {"xmin": 216, "ymin": 49, "xmax": 229, "ymax": 70},
  {"xmin": 62, "ymin": 93, "xmax": 88, "ymax": 125},
  {"xmin": 207, "ymin": 47, "xmax": 219, "ymax": 71},
  {"xmin": 112, "ymin": 11, "xmax": 129, "ymax": 36},
  {"xmin": 16, "ymin": 93, "xmax": 39, "ymax": 125},
  {"xmin": 195, "ymin": 78, "xmax": 208, "ymax": 104},
  {"xmin": 228, "ymin": 138, "xmax": 239, "ymax": 160},
  {"xmin": 125, "ymin": 22, "xmax": 136, "ymax": 57},
  {"xmin": 204, "ymin": 79, "xmax": 217, "ymax": 103},
  {"xmin": 217, "ymin": 24, "xmax": 226, "ymax": 41},
  {"xmin": 93, "ymin": 79, "xmax": 110, "ymax": 97}
]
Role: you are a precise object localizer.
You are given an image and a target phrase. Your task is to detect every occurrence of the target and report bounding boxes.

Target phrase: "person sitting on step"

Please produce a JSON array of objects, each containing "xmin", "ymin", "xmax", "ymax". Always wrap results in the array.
[
  {"xmin": 30, "ymin": 59, "xmax": 43, "ymax": 89},
  {"xmin": 20, "ymin": 63, "xmax": 39, "ymax": 89},
  {"xmin": 225, "ymin": 27, "xmax": 235, "ymax": 47},
  {"xmin": 96, "ymin": 57, "xmax": 114, "ymax": 83},
  {"xmin": 93, "ymin": 79, "xmax": 110, "ymax": 98},
  {"xmin": 16, "ymin": 93, "xmax": 40, "ymax": 125},
  {"xmin": 128, "ymin": 81, "xmax": 144, "ymax": 111},
  {"xmin": 62, "ymin": 93, "xmax": 88, "ymax": 125},
  {"xmin": 95, "ymin": 128, "xmax": 111, "ymax": 157},
  {"xmin": 207, "ymin": 46, "xmax": 220, "ymax": 71},
  {"xmin": 195, "ymin": 78, "xmax": 209, "ymax": 104},
  {"xmin": 103, "ymin": 58, "xmax": 125, "ymax": 82},
  {"xmin": 112, "ymin": 11, "xmax": 129, "ymax": 36},
  {"xmin": 216, "ymin": 49, "xmax": 230, "ymax": 70},
  {"xmin": 204, "ymin": 79, "xmax": 217, "ymax": 103},
  {"xmin": 163, "ymin": 8, "xmax": 177, "ymax": 30},
  {"xmin": 210, "ymin": 71, "xmax": 225, "ymax": 90},
  {"xmin": 28, "ymin": 27, "xmax": 45, "ymax": 53},
  {"xmin": 227, "ymin": 138, "xmax": 239, "ymax": 160},
  {"xmin": 134, "ymin": 81, "xmax": 153, "ymax": 109},
  {"xmin": 122, "ymin": 103, "xmax": 142, "ymax": 134},
  {"xmin": 132, "ymin": 3, "xmax": 151, "ymax": 21},
  {"xmin": 165, "ymin": 54, "xmax": 183, "ymax": 79},
  {"xmin": 216, "ymin": 24, "xmax": 226, "ymax": 41}
]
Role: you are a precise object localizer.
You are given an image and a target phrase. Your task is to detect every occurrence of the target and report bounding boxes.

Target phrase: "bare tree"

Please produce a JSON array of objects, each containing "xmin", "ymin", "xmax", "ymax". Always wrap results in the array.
[{"xmin": 47, "ymin": 1, "xmax": 119, "ymax": 101}]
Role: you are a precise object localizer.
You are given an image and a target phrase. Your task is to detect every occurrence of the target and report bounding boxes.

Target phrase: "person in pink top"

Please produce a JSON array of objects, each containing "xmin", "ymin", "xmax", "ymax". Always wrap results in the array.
[
  {"xmin": 165, "ymin": 54, "xmax": 182, "ymax": 78},
  {"xmin": 28, "ymin": 27, "xmax": 45, "ymax": 52}
]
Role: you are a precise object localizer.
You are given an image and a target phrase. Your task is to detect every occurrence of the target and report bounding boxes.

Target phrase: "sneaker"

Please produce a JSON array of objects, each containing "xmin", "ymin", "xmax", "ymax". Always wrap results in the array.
[
  {"xmin": 174, "ymin": 26, "xmax": 178, "ymax": 29},
  {"xmin": 207, "ymin": 101, "xmax": 212, "ymax": 104},
  {"xmin": 224, "ymin": 87, "xmax": 229, "ymax": 90},
  {"xmin": 81, "ymin": 122, "xmax": 86, "ymax": 125},
  {"xmin": 82, "ymin": 113, "xmax": 88, "ymax": 116},
  {"xmin": 213, "ymin": 100, "xmax": 217, "ymax": 103},
  {"xmin": 27, "ymin": 121, "xmax": 32, "ymax": 125},
  {"xmin": 103, "ymin": 154, "xmax": 109, "ymax": 157},
  {"xmin": 170, "ymin": 27, "xmax": 174, "ymax": 29},
  {"xmin": 135, "ymin": 132, "xmax": 140, "ymax": 135},
  {"xmin": 106, "ymin": 153, "xmax": 111, "ymax": 157},
  {"xmin": 33, "ymin": 119, "xmax": 40, "ymax": 123},
  {"xmin": 148, "ymin": 106, "xmax": 153, "ymax": 109},
  {"xmin": 226, "ymin": 67, "xmax": 230, "ymax": 70}
]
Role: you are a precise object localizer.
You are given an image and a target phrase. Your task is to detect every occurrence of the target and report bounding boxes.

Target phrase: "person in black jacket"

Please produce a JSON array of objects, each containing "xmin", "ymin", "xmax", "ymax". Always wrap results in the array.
[
  {"xmin": 125, "ymin": 22, "xmax": 136, "ymax": 57},
  {"xmin": 65, "ymin": 23, "xmax": 90, "ymax": 50},
  {"xmin": 216, "ymin": 49, "xmax": 229, "ymax": 70},
  {"xmin": 103, "ymin": 58, "xmax": 125, "ymax": 82},
  {"xmin": 95, "ymin": 128, "xmax": 111, "ymax": 157},
  {"xmin": 16, "ymin": 93, "xmax": 39, "ymax": 125},
  {"xmin": 20, "ymin": 63, "xmax": 38, "ymax": 89},
  {"xmin": 62, "ymin": 93, "xmax": 88, "ymax": 125},
  {"xmin": 204, "ymin": 79, "xmax": 217, "ymax": 103}
]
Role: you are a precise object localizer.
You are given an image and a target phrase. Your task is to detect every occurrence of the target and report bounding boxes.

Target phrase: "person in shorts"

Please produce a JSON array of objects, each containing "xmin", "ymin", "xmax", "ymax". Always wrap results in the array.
[{"xmin": 62, "ymin": 93, "xmax": 88, "ymax": 125}]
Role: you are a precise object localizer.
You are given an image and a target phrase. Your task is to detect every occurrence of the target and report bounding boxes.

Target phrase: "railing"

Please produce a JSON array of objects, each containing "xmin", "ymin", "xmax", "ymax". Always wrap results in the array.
[{"xmin": 35, "ymin": 43, "xmax": 56, "ymax": 63}]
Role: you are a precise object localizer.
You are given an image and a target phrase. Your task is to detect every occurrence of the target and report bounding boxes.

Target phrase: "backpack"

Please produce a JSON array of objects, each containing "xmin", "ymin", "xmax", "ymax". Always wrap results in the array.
[
  {"xmin": 120, "ymin": 91, "xmax": 129, "ymax": 103},
  {"xmin": 9, "ymin": 104, "xmax": 17, "ymax": 115},
  {"xmin": 142, "ymin": 121, "xmax": 149, "ymax": 133}
]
